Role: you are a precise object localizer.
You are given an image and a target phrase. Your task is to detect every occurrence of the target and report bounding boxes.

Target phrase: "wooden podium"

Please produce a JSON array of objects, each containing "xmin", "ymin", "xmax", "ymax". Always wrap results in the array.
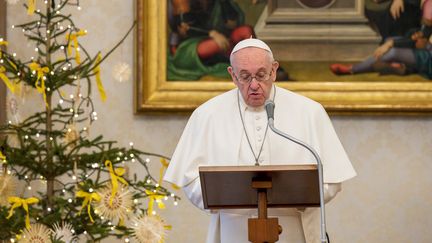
[{"xmin": 199, "ymin": 165, "xmax": 319, "ymax": 243}]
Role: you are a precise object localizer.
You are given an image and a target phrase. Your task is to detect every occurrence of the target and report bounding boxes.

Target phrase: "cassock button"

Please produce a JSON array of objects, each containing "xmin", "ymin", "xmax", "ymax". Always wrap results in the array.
[
  {"xmin": 256, "ymin": 126, "xmax": 261, "ymax": 131},
  {"xmin": 256, "ymin": 116, "xmax": 261, "ymax": 120}
]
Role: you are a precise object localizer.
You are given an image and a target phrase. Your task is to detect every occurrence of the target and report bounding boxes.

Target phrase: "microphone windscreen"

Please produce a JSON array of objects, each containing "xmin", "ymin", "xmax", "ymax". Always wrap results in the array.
[{"xmin": 265, "ymin": 100, "xmax": 275, "ymax": 120}]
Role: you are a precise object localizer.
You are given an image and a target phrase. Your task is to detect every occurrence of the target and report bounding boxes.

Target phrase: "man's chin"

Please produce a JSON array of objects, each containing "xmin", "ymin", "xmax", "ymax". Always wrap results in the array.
[{"xmin": 247, "ymin": 99, "xmax": 265, "ymax": 107}]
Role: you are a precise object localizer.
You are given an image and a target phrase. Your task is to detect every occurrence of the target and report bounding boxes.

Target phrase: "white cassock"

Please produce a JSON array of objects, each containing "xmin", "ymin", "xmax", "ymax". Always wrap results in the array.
[{"xmin": 164, "ymin": 85, "xmax": 356, "ymax": 243}]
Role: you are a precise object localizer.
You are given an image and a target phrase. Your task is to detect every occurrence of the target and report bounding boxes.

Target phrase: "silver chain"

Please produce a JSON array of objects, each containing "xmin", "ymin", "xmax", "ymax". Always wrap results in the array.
[{"xmin": 237, "ymin": 86, "xmax": 276, "ymax": 166}]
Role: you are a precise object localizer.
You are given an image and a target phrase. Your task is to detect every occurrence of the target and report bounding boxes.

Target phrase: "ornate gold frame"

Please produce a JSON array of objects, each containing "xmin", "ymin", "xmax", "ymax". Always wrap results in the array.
[{"xmin": 135, "ymin": 0, "xmax": 432, "ymax": 115}]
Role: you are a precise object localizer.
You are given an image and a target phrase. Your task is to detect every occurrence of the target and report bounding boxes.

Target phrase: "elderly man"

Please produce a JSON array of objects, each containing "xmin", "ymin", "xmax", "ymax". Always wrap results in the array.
[{"xmin": 164, "ymin": 38, "xmax": 356, "ymax": 243}]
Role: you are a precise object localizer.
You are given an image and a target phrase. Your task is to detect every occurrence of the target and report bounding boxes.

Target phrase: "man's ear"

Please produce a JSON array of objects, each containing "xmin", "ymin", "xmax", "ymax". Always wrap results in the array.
[
  {"xmin": 272, "ymin": 61, "xmax": 280, "ymax": 72},
  {"xmin": 227, "ymin": 66, "xmax": 238, "ymax": 85},
  {"xmin": 227, "ymin": 66, "xmax": 233, "ymax": 75},
  {"xmin": 271, "ymin": 61, "xmax": 279, "ymax": 82}
]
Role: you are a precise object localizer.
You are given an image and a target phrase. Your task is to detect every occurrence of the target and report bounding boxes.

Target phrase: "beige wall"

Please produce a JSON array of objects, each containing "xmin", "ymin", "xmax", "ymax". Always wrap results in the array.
[{"xmin": 6, "ymin": 1, "xmax": 432, "ymax": 243}]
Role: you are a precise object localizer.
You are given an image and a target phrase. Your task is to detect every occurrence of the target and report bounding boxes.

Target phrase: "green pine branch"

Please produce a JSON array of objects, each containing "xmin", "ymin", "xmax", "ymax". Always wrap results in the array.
[{"xmin": 0, "ymin": 1, "xmax": 180, "ymax": 241}]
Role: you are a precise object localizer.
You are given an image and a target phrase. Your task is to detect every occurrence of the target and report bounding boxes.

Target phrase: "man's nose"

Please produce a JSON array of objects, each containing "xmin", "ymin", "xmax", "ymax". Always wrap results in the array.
[{"xmin": 249, "ymin": 78, "xmax": 260, "ymax": 89}]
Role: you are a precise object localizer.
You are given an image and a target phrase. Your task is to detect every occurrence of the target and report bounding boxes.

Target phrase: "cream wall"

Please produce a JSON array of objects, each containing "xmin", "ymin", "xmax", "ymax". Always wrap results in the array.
[{"xmin": 6, "ymin": 1, "xmax": 432, "ymax": 243}]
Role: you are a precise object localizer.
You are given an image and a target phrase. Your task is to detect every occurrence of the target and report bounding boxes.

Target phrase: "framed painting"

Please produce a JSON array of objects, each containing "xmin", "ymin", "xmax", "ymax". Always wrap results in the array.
[{"xmin": 135, "ymin": 0, "xmax": 432, "ymax": 115}]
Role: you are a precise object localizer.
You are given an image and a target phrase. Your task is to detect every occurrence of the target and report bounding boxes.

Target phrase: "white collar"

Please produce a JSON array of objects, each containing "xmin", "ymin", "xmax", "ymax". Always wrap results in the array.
[{"xmin": 237, "ymin": 84, "xmax": 276, "ymax": 112}]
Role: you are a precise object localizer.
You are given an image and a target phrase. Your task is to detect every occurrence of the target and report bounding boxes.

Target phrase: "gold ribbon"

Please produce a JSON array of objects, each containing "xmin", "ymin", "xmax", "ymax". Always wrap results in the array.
[
  {"xmin": 65, "ymin": 30, "xmax": 87, "ymax": 64},
  {"xmin": 0, "ymin": 39, "xmax": 8, "ymax": 58},
  {"xmin": 29, "ymin": 62, "xmax": 49, "ymax": 107},
  {"xmin": 76, "ymin": 190, "xmax": 101, "ymax": 223},
  {"xmin": 145, "ymin": 190, "xmax": 166, "ymax": 214},
  {"xmin": 7, "ymin": 196, "xmax": 39, "ymax": 229},
  {"xmin": 0, "ymin": 66, "xmax": 16, "ymax": 94},
  {"xmin": 171, "ymin": 183, "xmax": 180, "ymax": 190},
  {"xmin": 160, "ymin": 225, "xmax": 172, "ymax": 243},
  {"xmin": 94, "ymin": 53, "xmax": 106, "ymax": 102},
  {"xmin": 157, "ymin": 216, "xmax": 172, "ymax": 243},
  {"xmin": 105, "ymin": 160, "xmax": 128, "ymax": 206},
  {"xmin": 0, "ymin": 151, "xmax": 6, "ymax": 162},
  {"xmin": 27, "ymin": 0, "xmax": 36, "ymax": 15},
  {"xmin": 158, "ymin": 158, "xmax": 169, "ymax": 186}
]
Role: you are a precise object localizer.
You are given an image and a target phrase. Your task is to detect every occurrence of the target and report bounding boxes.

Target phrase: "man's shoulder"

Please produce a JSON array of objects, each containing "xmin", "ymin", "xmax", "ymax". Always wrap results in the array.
[
  {"xmin": 188, "ymin": 88, "xmax": 237, "ymax": 122},
  {"xmin": 194, "ymin": 88, "xmax": 237, "ymax": 113},
  {"xmin": 276, "ymin": 86, "xmax": 324, "ymax": 111}
]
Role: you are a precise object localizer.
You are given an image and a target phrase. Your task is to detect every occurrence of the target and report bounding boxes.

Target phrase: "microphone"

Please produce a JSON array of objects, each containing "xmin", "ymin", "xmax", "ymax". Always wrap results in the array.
[
  {"xmin": 265, "ymin": 101, "xmax": 328, "ymax": 243},
  {"xmin": 264, "ymin": 99, "xmax": 275, "ymax": 122}
]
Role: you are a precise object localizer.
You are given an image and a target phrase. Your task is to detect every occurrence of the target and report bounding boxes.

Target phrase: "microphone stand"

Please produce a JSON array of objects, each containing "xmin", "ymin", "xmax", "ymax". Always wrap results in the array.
[{"xmin": 267, "ymin": 117, "xmax": 327, "ymax": 243}]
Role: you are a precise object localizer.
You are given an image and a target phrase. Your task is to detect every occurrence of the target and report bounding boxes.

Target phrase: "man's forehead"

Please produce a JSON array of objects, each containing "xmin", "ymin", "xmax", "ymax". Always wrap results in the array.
[{"xmin": 238, "ymin": 66, "xmax": 268, "ymax": 74}]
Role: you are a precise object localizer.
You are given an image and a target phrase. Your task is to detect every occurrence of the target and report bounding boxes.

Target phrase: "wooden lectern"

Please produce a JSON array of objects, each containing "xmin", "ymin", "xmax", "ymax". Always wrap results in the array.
[{"xmin": 199, "ymin": 165, "xmax": 319, "ymax": 243}]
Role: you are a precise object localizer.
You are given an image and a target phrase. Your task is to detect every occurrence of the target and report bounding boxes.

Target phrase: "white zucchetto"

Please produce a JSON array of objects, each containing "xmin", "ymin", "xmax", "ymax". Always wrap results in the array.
[{"xmin": 230, "ymin": 38, "xmax": 273, "ymax": 57}]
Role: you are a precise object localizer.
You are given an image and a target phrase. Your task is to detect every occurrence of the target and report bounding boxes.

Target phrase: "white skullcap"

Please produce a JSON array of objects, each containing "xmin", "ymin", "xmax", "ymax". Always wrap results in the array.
[{"xmin": 230, "ymin": 38, "xmax": 273, "ymax": 57}]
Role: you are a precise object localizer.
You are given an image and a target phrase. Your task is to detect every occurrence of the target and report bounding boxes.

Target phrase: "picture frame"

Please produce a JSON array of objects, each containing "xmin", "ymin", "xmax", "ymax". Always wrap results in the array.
[{"xmin": 135, "ymin": 0, "xmax": 432, "ymax": 115}]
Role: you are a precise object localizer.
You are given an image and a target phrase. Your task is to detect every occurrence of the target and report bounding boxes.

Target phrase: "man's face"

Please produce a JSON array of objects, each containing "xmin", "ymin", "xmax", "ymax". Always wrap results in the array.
[{"xmin": 228, "ymin": 47, "xmax": 278, "ymax": 107}]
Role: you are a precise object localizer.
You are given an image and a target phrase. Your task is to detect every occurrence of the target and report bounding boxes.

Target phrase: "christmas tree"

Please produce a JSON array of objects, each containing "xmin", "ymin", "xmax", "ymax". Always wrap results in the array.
[{"xmin": 0, "ymin": 0, "xmax": 179, "ymax": 242}]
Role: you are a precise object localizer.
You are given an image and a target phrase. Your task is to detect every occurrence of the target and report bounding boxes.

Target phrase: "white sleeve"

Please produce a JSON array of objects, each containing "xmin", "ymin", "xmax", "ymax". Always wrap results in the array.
[
  {"xmin": 183, "ymin": 177, "xmax": 205, "ymax": 210},
  {"xmin": 324, "ymin": 183, "xmax": 341, "ymax": 203},
  {"xmin": 300, "ymin": 183, "xmax": 343, "ymax": 243},
  {"xmin": 312, "ymin": 105, "xmax": 357, "ymax": 183}
]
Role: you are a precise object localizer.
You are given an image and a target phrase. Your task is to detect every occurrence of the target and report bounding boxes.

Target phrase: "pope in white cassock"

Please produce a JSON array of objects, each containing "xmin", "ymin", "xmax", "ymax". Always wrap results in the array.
[{"xmin": 164, "ymin": 38, "xmax": 356, "ymax": 243}]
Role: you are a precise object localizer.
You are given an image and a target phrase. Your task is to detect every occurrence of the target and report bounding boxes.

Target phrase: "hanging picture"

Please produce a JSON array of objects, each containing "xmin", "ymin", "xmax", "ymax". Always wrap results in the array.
[{"xmin": 135, "ymin": 0, "xmax": 432, "ymax": 114}]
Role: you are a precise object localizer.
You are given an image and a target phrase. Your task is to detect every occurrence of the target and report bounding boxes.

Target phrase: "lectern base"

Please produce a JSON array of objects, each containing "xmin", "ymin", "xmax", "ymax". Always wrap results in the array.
[{"xmin": 248, "ymin": 218, "xmax": 280, "ymax": 243}]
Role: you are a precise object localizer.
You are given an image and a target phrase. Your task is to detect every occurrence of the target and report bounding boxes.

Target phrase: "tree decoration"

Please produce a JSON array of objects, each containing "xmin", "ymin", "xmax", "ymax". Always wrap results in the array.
[
  {"xmin": 0, "ymin": 0, "xmax": 180, "ymax": 242},
  {"xmin": 95, "ymin": 185, "xmax": 133, "ymax": 225},
  {"xmin": 21, "ymin": 224, "xmax": 52, "ymax": 243},
  {"xmin": 132, "ymin": 215, "xmax": 169, "ymax": 243},
  {"xmin": 112, "ymin": 62, "xmax": 131, "ymax": 83},
  {"xmin": 51, "ymin": 222, "xmax": 76, "ymax": 243},
  {"xmin": 6, "ymin": 96, "xmax": 20, "ymax": 123}
]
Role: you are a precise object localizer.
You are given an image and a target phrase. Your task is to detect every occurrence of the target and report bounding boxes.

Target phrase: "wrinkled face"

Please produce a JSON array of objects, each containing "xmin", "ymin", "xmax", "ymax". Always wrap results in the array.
[{"xmin": 228, "ymin": 47, "xmax": 279, "ymax": 107}]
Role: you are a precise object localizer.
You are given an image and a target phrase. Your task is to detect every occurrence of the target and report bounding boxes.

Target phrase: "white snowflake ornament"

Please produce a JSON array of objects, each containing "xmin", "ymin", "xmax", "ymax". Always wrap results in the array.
[{"xmin": 112, "ymin": 62, "xmax": 131, "ymax": 83}]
